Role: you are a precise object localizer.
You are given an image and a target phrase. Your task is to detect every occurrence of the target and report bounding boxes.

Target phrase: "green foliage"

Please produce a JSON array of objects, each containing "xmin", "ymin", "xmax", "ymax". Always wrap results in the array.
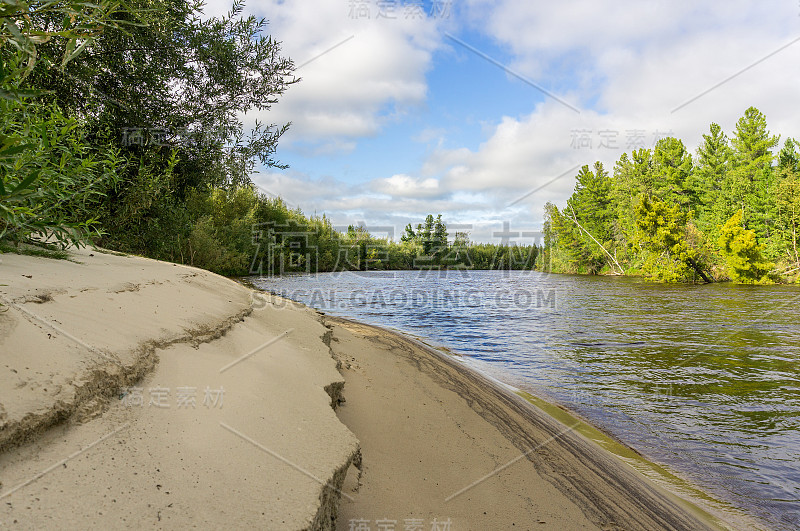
[
  {"xmin": 0, "ymin": 0, "xmax": 134, "ymax": 248},
  {"xmin": 634, "ymin": 195, "xmax": 705, "ymax": 282},
  {"xmin": 545, "ymin": 107, "xmax": 796, "ymax": 283},
  {"xmin": 718, "ymin": 211, "xmax": 774, "ymax": 284},
  {"xmin": 542, "ymin": 201, "xmax": 589, "ymax": 273},
  {"xmin": 0, "ymin": 97, "xmax": 121, "ymax": 247},
  {"xmin": 774, "ymin": 138, "xmax": 800, "ymax": 270},
  {"xmin": 725, "ymin": 107, "xmax": 780, "ymax": 244},
  {"xmin": 652, "ymin": 137, "xmax": 694, "ymax": 207},
  {"xmin": 0, "ymin": 0, "xmax": 131, "ymax": 100},
  {"xmin": 564, "ymin": 162, "xmax": 616, "ymax": 273},
  {"xmin": 2, "ymin": 0, "xmax": 296, "ymax": 259},
  {"xmin": 184, "ymin": 187, "xmax": 258, "ymax": 275},
  {"xmin": 690, "ymin": 123, "xmax": 732, "ymax": 233},
  {"xmin": 407, "ymin": 213, "xmax": 449, "ymax": 259},
  {"xmin": 610, "ymin": 149, "xmax": 653, "ymax": 251},
  {"xmin": 30, "ymin": 0, "xmax": 297, "ymax": 191}
]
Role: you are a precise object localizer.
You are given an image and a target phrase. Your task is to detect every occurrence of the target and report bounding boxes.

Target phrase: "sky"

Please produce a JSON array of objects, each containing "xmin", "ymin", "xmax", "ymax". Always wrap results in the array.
[{"xmin": 205, "ymin": 0, "xmax": 800, "ymax": 243}]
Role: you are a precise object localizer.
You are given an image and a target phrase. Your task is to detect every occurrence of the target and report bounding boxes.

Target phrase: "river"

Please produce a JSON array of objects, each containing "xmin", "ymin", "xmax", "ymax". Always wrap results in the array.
[{"xmin": 251, "ymin": 270, "xmax": 800, "ymax": 530}]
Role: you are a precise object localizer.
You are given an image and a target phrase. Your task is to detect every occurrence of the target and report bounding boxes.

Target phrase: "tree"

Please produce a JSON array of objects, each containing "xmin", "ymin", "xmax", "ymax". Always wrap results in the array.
[
  {"xmin": 542, "ymin": 201, "xmax": 585, "ymax": 273},
  {"xmin": 1, "ymin": 0, "xmax": 133, "ymax": 248},
  {"xmin": 0, "ymin": 99, "xmax": 125, "ymax": 247},
  {"xmin": 690, "ymin": 123, "xmax": 732, "ymax": 232},
  {"xmin": 0, "ymin": 0, "xmax": 128, "ymax": 100},
  {"xmin": 27, "ymin": 0, "xmax": 297, "ymax": 255},
  {"xmin": 544, "ymin": 110, "xmax": 799, "ymax": 282},
  {"xmin": 775, "ymin": 139, "xmax": 800, "ymax": 268},
  {"xmin": 564, "ymin": 162, "xmax": 618, "ymax": 273},
  {"xmin": 610, "ymin": 148, "xmax": 653, "ymax": 251},
  {"xmin": 652, "ymin": 137, "xmax": 694, "ymax": 206},
  {"xmin": 726, "ymin": 107, "xmax": 780, "ymax": 245},
  {"xmin": 34, "ymin": 0, "xmax": 296, "ymax": 186},
  {"xmin": 634, "ymin": 195, "xmax": 711, "ymax": 282},
  {"xmin": 401, "ymin": 223, "xmax": 416, "ymax": 243},
  {"xmin": 718, "ymin": 211, "xmax": 773, "ymax": 283},
  {"xmin": 432, "ymin": 214, "xmax": 448, "ymax": 257},
  {"xmin": 417, "ymin": 214, "xmax": 435, "ymax": 254}
]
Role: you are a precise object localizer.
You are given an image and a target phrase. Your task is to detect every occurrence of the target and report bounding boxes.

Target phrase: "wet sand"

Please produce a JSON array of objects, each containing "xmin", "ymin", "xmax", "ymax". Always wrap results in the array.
[{"xmin": 328, "ymin": 317, "xmax": 724, "ymax": 531}]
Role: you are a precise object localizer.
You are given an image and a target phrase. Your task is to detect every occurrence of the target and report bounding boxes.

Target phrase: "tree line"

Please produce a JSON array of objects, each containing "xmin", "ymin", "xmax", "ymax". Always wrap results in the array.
[{"xmin": 542, "ymin": 108, "xmax": 799, "ymax": 283}]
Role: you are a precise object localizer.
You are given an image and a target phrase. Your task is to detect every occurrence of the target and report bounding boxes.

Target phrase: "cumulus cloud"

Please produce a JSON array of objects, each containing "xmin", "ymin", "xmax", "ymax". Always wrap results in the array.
[
  {"xmin": 217, "ymin": 0, "xmax": 442, "ymax": 154},
  {"xmin": 370, "ymin": 174, "xmax": 442, "ymax": 198},
  {"xmin": 402, "ymin": 0, "xmax": 800, "ymax": 236},
  {"xmin": 464, "ymin": 0, "xmax": 800, "ymax": 127}
]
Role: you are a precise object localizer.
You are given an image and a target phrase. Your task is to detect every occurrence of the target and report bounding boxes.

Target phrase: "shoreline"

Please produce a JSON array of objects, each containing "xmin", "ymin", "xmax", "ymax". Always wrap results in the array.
[
  {"xmin": 323, "ymin": 315, "xmax": 742, "ymax": 531},
  {"xmin": 0, "ymin": 248, "xmax": 749, "ymax": 529},
  {"xmin": 350, "ymin": 320, "xmax": 751, "ymax": 527}
]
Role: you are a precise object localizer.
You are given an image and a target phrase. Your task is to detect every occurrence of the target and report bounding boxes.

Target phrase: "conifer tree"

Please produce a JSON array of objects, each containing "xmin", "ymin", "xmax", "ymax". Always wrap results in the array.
[
  {"xmin": 726, "ymin": 107, "xmax": 780, "ymax": 246},
  {"xmin": 690, "ymin": 123, "xmax": 733, "ymax": 233},
  {"xmin": 775, "ymin": 139, "xmax": 800, "ymax": 267}
]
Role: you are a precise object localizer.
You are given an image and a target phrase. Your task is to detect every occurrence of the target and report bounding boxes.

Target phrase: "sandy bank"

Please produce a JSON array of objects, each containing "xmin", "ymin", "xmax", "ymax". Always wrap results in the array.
[
  {"xmin": 0, "ymin": 247, "xmax": 358, "ymax": 529},
  {"xmin": 327, "ymin": 317, "xmax": 728, "ymax": 531}
]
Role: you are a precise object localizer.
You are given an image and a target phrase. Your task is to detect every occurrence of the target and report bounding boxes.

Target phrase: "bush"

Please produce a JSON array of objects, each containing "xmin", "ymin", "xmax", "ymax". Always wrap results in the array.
[
  {"xmin": 0, "ymin": 97, "xmax": 121, "ymax": 248},
  {"xmin": 718, "ymin": 211, "xmax": 774, "ymax": 283}
]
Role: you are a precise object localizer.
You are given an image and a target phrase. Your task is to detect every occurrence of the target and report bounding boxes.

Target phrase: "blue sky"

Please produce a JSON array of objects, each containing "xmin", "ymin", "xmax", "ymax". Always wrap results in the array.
[
  {"xmin": 207, "ymin": 0, "xmax": 800, "ymax": 242},
  {"xmin": 283, "ymin": 29, "xmax": 543, "ymax": 180}
]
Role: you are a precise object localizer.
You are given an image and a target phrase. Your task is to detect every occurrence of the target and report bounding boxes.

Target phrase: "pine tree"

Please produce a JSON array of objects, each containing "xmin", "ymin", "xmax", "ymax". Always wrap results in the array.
[
  {"xmin": 726, "ymin": 107, "xmax": 780, "ymax": 246},
  {"xmin": 634, "ymin": 195, "xmax": 710, "ymax": 282},
  {"xmin": 565, "ymin": 162, "xmax": 616, "ymax": 273},
  {"xmin": 543, "ymin": 201, "xmax": 581, "ymax": 273},
  {"xmin": 652, "ymin": 137, "xmax": 694, "ymax": 206},
  {"xmin": 690, "ymin": 123, "xmax": 732, "ymax": 233},
  {"xmin": 432, "ymin": 214, "xmax": 448, "ymax": 257},
  {"xmin": 401, "ymin": 223, "xmax": 416, "ymax": 243},
  {"xmin": 417, "ymin": 214, "xmax": 435, "ymax": 254},
  {"xmin": 775, "ymin": 139, "xmax": 800, "ymax": 268},
  {"xmin": 610, "ymin": 149, "xmax": 654, "ymax": 259}
]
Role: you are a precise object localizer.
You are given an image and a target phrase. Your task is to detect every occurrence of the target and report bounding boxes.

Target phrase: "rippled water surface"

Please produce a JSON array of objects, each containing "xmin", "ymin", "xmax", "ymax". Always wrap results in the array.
[{"xmin": 251, "ymin": 270, "xmax": 800, "ymax": 529}]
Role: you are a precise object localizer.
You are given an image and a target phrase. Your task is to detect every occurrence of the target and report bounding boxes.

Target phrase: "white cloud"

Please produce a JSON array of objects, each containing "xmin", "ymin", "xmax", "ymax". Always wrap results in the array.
[
  {"xmin": 404, "ymin": 0, "xmax": 800, "ymax": 237},
  {"xmin": 370, "ymin": 174, "xmax": 442, "ymax": 198},
  {"xmin": 413, "ymin": 126, "xmax": 448, "ymax": 144},
  {"xmin": 464, "ymin": 0, "xmax": 800, "ymax": 127},
  {"xmin": 214, "ymin": 0, "xmax": 442, "ymax": 154}
]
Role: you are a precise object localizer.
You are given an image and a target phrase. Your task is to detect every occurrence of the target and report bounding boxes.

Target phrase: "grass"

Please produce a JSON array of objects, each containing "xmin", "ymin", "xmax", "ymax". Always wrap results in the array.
[{"xmin": 0, "ymin": 241, "xmax": 71, "ymax": 260}]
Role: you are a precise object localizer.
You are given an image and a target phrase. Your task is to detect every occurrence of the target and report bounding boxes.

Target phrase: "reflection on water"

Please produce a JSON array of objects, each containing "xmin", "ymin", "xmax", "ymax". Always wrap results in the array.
[{"xmin": 252, "ymin": 270, "xmax": 800, "ymax": 529}]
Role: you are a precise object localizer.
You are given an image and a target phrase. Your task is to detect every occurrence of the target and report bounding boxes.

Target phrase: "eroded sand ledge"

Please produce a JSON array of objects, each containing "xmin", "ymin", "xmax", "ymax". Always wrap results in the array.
[
  {"xmin": 0, "ymin": 248, "xmax": 731, "ymax": 530},
  {"xmin": 0, "ymin": 248, "xmax": 358, "ymax": 529}
]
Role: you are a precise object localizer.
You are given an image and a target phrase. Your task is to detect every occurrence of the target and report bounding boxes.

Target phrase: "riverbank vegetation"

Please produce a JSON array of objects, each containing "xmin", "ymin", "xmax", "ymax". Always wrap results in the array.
[
  {"xmin": 542, "ymin": 109, "xmax": 799, "ymax": 283},
  {"xmin": 0, "ymin": 0, "xmax": 535, "ymax": 275}
]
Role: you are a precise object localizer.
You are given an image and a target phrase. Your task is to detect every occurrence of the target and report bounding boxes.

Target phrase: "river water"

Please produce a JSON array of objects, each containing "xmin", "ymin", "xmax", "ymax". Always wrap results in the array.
[{"xmin": 251, "ymin": 270, "xmax": 800, "ymax": 529}]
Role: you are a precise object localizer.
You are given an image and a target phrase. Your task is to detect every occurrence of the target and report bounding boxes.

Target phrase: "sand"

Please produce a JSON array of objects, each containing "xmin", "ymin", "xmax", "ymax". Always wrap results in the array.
[
  {"xmin": 0, "ymin": 247, "xmax": 358, "ymax": 529},
  {"xmin": 328, "ymin": 318, "xmax": 725, "ymax": 531},
  {"xmin": 0, "ymin": 247, "xmax": 729, "ymax": 530}
]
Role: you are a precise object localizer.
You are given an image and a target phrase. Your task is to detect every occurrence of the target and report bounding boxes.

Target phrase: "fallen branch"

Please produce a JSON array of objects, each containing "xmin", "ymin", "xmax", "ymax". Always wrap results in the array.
[{"xmin": 568, "ymin": 204, "xmax": 625, "ymax": 275}]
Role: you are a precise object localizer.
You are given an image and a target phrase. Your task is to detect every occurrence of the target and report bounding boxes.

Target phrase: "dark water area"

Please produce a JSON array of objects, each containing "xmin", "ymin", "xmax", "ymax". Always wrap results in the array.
[{"xmin": 251, "ymin": 270, "xmax": 800, "ymax": 529}]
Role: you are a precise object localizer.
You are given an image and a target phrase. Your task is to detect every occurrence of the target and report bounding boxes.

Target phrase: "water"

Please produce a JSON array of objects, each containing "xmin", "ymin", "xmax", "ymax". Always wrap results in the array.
[{"xmin": 251, "ymin": 270, "xmax": 800, "ymax": 529}]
